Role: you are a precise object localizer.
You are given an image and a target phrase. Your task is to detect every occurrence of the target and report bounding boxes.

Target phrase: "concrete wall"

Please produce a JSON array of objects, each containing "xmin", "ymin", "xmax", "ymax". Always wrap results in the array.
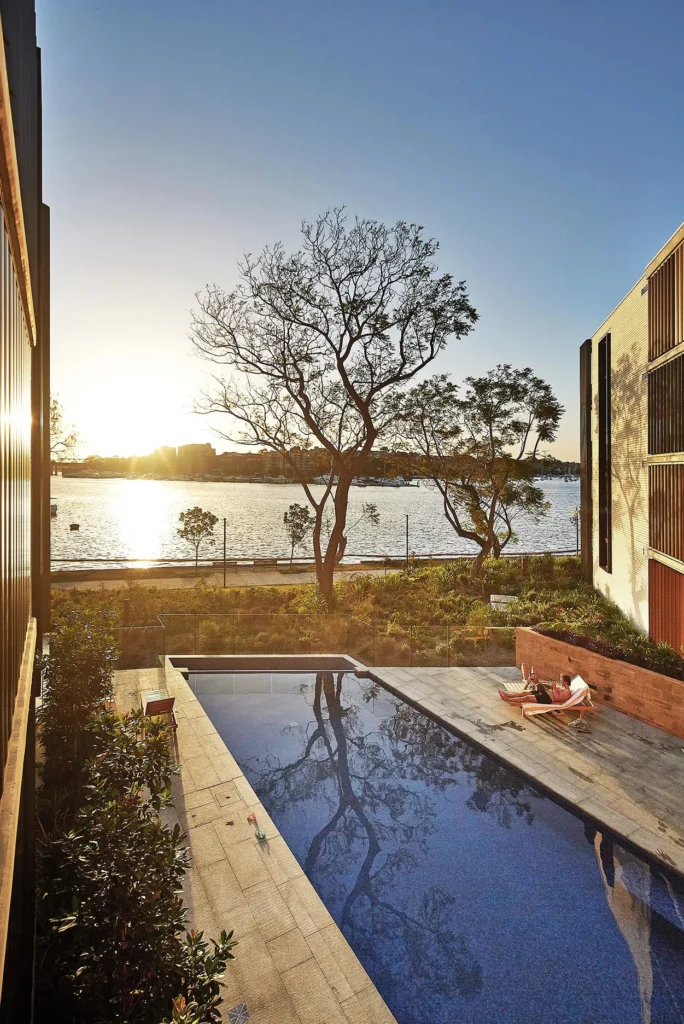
[{"xmin": 591, "ymin": 279, "xmax": 649, "ymax": 630}]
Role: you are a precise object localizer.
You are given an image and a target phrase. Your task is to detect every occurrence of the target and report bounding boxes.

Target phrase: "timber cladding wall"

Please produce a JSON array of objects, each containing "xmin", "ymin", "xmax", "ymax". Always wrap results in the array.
[
  {"xmin": 516, "ymin": 627, "xmax": 684, "ymax": 739},
  {"xmin": 591, "ymin": 280, "xmax": 649, "ymax": 630}
]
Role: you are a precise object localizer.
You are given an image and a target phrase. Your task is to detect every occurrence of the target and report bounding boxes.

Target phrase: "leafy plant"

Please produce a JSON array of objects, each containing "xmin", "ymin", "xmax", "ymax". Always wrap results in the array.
[
  {"xmin": 36, "ymin": 617, "xmax": 237, "ymax": 1023},
  {"xmin": 283, "ymin": 502, "xmax": 314, "ymax": 562}
]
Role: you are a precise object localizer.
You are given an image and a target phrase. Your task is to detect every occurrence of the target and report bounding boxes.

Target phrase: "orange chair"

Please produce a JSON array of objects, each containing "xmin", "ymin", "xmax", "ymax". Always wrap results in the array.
[{"xmin": 143, "ymin": 692, "xmax": 177, "ymax": 730}]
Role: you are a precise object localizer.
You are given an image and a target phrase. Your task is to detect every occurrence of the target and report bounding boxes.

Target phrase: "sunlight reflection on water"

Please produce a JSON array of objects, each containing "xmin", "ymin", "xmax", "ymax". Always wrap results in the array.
[{"xmin": 50, "ymin": 477, "xmax": 580, "ymax": 567}]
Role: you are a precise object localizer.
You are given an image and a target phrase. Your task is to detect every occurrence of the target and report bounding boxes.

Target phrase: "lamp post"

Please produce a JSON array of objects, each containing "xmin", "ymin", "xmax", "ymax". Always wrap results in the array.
[
  {"xmin": 223, "ymin": 517, "xmax": 227, "ymax": 587},
  {"xmin": 405, "ymin": 513, "xmax": 409, "ymax": 570},
  {"xmin": 570, "ymin": 507, "xmax": 580, "ymax": 555}
]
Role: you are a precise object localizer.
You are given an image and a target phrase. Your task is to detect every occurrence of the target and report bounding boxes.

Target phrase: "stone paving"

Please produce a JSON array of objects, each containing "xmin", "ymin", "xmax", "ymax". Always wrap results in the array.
[
  {"xmin": 113, "ymin": 666, "xmax": 396, "ymax": 1024},
  {"xmin": 371, "ymin": 666, "xmax": 684, "ymax": 876}
]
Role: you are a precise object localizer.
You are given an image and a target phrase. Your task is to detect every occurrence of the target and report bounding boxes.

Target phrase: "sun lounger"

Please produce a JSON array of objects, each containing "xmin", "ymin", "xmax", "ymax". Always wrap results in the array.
[{"xmin": 520, "ymin": 676, "xmax": 596, "ymax": 721}]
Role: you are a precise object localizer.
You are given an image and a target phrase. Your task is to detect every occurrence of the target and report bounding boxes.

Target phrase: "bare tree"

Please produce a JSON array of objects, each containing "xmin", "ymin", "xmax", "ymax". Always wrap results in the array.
[
  {"xmin": 191, "ymin": 209, "xmax": 477, "ymax": 606},
  {"xmin": 393, "ymin": 366, "xmax": 563, "ymax": 576},
  {"xmin": 50, "ymin": 395, "xmax": 79, "ymax": 461}
]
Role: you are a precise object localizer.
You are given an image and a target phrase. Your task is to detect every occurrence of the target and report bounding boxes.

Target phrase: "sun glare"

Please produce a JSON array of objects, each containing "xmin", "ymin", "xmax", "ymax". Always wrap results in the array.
[{"xmin": 112, "ymin": 480, "xmax": 167, "ymax": 563}]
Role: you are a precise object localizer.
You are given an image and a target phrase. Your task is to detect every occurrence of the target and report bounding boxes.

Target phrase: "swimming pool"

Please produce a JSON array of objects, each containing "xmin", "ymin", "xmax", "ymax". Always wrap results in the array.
[{"xmin": 191, "ymin": 667, "xmax": 684, "ymax": 1024}]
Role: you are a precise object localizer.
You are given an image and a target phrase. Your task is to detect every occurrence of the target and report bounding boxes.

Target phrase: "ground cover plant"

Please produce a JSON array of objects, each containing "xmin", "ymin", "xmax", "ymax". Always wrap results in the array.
[
  {"xmin": 51, "ymin": 555, "xmax": 684, "ymax": 678},
  {"xmin": 36, "ymin": 611, "xmax": 236, "ymax": 1024}
]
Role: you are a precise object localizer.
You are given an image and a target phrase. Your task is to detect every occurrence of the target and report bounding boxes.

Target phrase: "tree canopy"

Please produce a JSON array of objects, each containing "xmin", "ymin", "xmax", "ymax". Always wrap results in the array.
[
  {"xmin": 393, "ymin": 365, "xmax": 564, "ymax": 574},
  {"xmin": 191, "ymin": 208, "xmax": 477, "ymax": 604},
  {"xmin": 178, "ymin": 507, "xmax": 219, "ymax": 571}
]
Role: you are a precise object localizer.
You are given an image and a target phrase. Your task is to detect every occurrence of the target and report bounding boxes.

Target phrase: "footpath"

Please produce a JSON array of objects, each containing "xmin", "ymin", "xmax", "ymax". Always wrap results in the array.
[{"xmin": 51, "ymin": 565, "xmax": 399, "ymax": 592}]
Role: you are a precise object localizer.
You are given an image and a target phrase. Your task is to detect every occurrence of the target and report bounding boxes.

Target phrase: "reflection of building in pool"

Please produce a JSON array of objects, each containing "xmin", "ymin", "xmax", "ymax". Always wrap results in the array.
[
  {"xmin": 580, "ymin": 225, "xmax": 684, "ymax": 652},
  {"xmin": 589, "ymin": 825, "xmax": 684, "ymax": 1023}
]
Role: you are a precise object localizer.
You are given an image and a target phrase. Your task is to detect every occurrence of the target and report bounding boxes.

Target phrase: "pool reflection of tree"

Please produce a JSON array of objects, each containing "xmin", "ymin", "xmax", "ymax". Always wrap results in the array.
[{"xmin": 249, "ymin": 672, "xmax": 537, "ymax": 1019}]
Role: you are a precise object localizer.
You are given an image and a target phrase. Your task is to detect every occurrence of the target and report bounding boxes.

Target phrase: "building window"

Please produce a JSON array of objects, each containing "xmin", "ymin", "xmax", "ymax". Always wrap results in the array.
[
  {"xmin": 648, "ymin": 243, "xmax": 683, "ymax": 360},
  {"xmin": 648, "ymin": 352, "xmax": 684, "ymax": 455},
  {"xmin": 598, "ymin": 333, "xmax": 612, "ymax": 572}
]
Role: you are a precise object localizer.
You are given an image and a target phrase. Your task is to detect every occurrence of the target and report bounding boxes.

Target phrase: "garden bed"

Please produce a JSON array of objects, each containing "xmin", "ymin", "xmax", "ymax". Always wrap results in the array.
[{"xmin": 516, "ymin": 627, "xmax": 684, "ymax": 739}]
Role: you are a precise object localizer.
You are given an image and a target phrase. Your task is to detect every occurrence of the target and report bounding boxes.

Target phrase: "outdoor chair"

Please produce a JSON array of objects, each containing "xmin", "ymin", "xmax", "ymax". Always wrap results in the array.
[
  {"xmin": 142, "ymin": 691, "xmax": 177, "ymax": 730},
  {"xmin": 520, "ymin": 676, "xmax": 597, "ymax": 722}
]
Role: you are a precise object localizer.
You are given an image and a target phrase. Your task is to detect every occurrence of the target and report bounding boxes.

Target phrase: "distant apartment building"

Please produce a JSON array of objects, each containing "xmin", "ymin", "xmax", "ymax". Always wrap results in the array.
[
  {"xmin": 581, "ymin": 224, "xmax": 684, "ymax": 653},
  {"xmin": 177, "ymin": 442, "xmax": 216, "ymax": 475},
  {"xmin": 0, "ymin": 0, "xmax": 50, "ymax": 1017}
]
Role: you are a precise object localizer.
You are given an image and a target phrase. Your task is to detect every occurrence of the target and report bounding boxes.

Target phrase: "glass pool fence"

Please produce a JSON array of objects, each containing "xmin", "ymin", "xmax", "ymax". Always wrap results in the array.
[{"xmin": 112, "ymin": 614, "xmax": 515, "ymax": 670}]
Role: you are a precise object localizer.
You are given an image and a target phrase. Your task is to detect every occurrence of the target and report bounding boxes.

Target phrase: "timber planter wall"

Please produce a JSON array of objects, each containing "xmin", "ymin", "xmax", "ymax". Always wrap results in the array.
[{"xmin": 515, "ymin": 627, "xmax": 684, "ymax": 739}]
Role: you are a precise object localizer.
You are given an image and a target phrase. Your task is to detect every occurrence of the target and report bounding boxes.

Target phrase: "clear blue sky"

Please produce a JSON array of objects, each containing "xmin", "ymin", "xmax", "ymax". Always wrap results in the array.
[{"xmin": 37, "ymin": 0, "xmax": 684, "ymax": 458}]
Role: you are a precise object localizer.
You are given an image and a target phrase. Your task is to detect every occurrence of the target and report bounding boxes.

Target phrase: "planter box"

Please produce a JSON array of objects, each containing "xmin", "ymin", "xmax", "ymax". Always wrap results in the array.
[{"xmin": 515, "ymin": 627, "xmax": 684, "ymax": 739}]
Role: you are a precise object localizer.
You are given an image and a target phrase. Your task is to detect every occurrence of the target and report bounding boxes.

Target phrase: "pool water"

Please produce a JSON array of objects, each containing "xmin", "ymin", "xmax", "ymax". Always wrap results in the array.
[{"xmin": 192, "ymin": 670, "xmax": 684, "ymax": 1024}]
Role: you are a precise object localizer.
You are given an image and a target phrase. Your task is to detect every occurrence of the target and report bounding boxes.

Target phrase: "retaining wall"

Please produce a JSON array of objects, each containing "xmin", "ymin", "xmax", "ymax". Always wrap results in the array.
[{"xmin": 516, "ymin": 626, "xmax": 684, "ymax": 738}]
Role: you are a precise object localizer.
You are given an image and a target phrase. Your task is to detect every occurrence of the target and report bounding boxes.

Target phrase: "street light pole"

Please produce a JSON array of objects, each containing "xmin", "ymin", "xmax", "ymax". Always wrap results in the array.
[
  {"xmin": 223, "ymin": 517, "xmax": 227, "ymax": 588},
  {"xmin": 405, "ymin": 514, "xmax": 409, "ymax": 570}
]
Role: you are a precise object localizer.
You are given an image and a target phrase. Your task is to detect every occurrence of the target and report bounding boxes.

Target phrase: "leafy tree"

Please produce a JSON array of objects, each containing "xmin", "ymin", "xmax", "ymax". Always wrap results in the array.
[
  {"xmin": 50, "ymin": 394, "xmax": 79, "ymax": 460},
  {"xmin": 178, "ymin": 507, "xmax": 219, "ymax": 572},
  {"xmin": 283, "ymin": 502, "xmax": 314, "ymax": 562},
  {"xmin": 393, "ymin": 365, "xmax": 563, "ymax": 576},
  {"xmin": 191, "ymin": 208, "xmax": 477, "ymax": 605}
]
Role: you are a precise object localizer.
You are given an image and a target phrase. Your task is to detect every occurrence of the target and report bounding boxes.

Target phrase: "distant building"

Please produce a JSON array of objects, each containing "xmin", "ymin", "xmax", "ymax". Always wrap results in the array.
[
  {"xmin": 152, "ymin": 445, "xmax": 177, "ymax": 473},
  {"xmin": 580, "ymin": 224, "xmax": 684, "ymax": 652},
  {"xmin": 177, "ymin": 442, "xmax": 216, "ymax": 475},
  {"xmin": 0, "ymin": 0, "xmax": 50, "ymax": 1014}
]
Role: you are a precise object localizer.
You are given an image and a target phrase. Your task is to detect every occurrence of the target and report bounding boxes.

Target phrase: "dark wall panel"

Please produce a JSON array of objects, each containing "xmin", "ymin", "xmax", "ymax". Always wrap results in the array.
[
  {"xmin": 648, "ymin": 352, "xmax": 684, "ymax": 455},
  {"xmin": 648, "ymin": 243, "xmax": 683, "ymax": 361},
  {"xmin": 579, "ymin": 339, "xmax": 593, "ymax": 581},
  {"xmin": 649, "ymin": 464, "xmax": 684, "ymax": 563},
  {"xmin": 649, "ymin": 558, "xmax": 684, "ymax": 653}
]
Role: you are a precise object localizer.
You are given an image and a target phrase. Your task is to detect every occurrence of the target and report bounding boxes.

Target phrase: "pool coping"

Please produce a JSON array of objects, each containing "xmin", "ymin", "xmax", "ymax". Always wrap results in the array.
[{"xmin": 159, "ymin": 655, "xmax": 397, "ymax": 1024}]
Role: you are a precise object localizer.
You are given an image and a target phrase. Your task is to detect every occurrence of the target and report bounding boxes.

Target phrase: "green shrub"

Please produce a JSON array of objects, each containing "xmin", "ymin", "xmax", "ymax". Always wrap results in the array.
[{"xmin": 36, "ymin": 617, "xmax": 237, "ymax": 1023}]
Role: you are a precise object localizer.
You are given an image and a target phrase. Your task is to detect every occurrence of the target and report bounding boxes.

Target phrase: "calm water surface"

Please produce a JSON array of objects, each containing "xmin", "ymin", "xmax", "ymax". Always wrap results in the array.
[
  {"xmin": 51, "ymin": 477, "xmax": 580, "ymax": 567},
  {"xmin": 193, "ymin": 670, "xmax": 684, "ymax": 1024}
]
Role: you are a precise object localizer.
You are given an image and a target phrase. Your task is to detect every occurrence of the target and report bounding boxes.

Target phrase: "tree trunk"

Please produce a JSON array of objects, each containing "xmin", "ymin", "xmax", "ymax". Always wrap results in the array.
[
  {"xmin": 469, "ymin": 542, "xmax": 490, "ymax": 578},
  {"xmin": 318, "ymin": 473, "xmax": 353, "ymax": 608}
]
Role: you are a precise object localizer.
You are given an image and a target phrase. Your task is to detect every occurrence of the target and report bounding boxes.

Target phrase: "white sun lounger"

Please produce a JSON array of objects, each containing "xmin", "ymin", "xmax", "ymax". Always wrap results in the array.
[{"xmin": 520, "ymin": 676, "xmax": 596, "ymax": 720}]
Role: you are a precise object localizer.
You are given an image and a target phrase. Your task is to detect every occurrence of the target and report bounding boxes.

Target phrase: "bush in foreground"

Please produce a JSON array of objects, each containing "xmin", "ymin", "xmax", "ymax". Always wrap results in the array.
[{"xmin": 36, "ymin": 611, "xmax": 236, "ymax": 1023}]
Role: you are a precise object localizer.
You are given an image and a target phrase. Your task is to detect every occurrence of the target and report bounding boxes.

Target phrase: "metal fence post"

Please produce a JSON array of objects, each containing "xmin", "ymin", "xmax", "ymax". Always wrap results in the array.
[{"xmin": 194, "ymin": 613, "xmax": 198, "ymax": 655}]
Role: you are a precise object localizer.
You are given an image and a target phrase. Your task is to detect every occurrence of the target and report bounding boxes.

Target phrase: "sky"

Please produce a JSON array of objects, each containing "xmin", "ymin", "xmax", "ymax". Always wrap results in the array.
[{"xmin": 37, "ymin": 0, "xmax": 684, "ymax": 460}]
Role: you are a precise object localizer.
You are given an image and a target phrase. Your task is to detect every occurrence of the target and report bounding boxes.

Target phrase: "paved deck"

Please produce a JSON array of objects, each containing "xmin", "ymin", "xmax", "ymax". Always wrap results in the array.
[
  {"xmin": 114, "ymin": 667, "xmax": 396, "ymax": 1024},
  {"xmin": 371, "ymin": 666, "xmax": 684, "ymax": 876}
]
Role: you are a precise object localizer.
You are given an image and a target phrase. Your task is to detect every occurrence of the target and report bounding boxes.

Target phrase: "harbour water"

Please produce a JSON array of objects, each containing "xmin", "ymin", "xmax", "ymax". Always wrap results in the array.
[{"xmin": 50, "ymin": 476, "xmax": 580, "ymax": 569}]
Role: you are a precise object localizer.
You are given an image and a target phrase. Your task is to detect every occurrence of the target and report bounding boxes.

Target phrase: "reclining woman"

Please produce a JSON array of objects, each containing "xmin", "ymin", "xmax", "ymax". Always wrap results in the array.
[{"xmin": 499, "ymin": 672, "xmax": 573, "ymax": 707}]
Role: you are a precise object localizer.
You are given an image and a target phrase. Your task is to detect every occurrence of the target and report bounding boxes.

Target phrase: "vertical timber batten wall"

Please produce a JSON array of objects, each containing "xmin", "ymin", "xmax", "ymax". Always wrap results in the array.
[{"xmin": 0, "ymin": 1, "xmax": 48, "ymax": 1019}]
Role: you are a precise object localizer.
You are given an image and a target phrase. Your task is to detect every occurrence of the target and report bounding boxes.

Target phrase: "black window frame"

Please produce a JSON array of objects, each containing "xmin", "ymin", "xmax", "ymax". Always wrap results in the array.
[{"xmin": 598, "ymin": 333, "xmax": 612, "ymax": 572}]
